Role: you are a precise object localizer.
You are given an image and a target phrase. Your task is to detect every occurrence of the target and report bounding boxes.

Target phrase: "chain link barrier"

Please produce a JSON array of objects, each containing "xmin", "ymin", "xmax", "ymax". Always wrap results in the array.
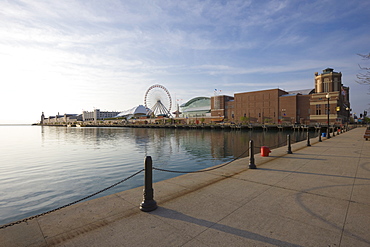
[
  {"xmin": 0, "ymin": 169, "xmax": 144, "ymax": 230},
  {"xmin": 253, "ymin": 139, "xmax": 288, "ymax": 149},
  {"xmin": 153, "ymin": 148, "xmax": 249, "ymax": 174},
  {"xmin": 154, "ymin": 133, "xmax": 311, "ymax": 174},
  {"xmin": 253, "ymin": 132, "xmax": 315, "ymax": 149}
]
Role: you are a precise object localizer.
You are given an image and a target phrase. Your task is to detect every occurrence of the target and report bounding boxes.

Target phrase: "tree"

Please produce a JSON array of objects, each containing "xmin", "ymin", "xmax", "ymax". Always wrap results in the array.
[
  {"xmin": 357, "ymin": 53, "xmax": 370, "ymax": 112},
  {"xmin": 240, "ymin": 116, "xmax": 249, "ymax": 124},
  {"xmin": 356, "ymin": 53, "xmax": 370, "ymax": 85}
]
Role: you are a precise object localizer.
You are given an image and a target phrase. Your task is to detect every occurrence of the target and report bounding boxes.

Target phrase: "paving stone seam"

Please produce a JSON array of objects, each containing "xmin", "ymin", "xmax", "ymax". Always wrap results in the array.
[
  {"xmin": 36, "ymin": 220, "xmax": 48, "ymax": 247},
  {"xmin": 40, "ymin": 195, "xmax": 142, "ymax": 245},
  {"xmin": 227, "ymin": 174, "xmax": 366, "ymax": 206},
  {"xmin": 338, "ymin": 138, "xmax": 366, "ymax": 247}
]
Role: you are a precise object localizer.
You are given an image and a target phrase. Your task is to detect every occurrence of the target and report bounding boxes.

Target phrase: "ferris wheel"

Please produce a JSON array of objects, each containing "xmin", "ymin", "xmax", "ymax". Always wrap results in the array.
[{"xmin": 144, "ymin": 84, "xmax": 172, "ymax": 117}]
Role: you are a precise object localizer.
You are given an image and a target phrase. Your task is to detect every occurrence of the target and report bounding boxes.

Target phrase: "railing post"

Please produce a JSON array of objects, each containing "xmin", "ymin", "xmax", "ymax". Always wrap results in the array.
[
  {"xmin": 318, "ymin": 129, "xmax": 322, "ymax": 142},
  {"xmin": 287, "ymin": 134, "xmax": 293, "ymax": 154},
  {"xmin": 140, "ymin": 156, "xmax": 157, "ymax": 212},
  {"xmin": 249, "ymin": 140, "xmax": 256, "ymax": 169},
  {"xmin": 306, "ymin": 131, "xmax": 311, "ymax": 146}
]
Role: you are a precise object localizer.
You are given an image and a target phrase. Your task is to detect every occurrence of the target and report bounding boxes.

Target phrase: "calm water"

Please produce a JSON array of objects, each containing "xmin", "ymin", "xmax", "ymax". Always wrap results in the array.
[{"xmin": 0, "ymin": 125, "xmax": 317, "ymax": 225}]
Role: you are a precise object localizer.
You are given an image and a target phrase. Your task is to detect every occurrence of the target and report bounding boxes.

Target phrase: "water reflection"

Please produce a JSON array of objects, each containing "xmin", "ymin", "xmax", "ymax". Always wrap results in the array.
[
  {"xmin": 0, "ymin": 126, "xmax": 318, "ymax": 225},
  {"xmin": 40, "ymin": 126, "xmax": 318, "ymax": 164}
]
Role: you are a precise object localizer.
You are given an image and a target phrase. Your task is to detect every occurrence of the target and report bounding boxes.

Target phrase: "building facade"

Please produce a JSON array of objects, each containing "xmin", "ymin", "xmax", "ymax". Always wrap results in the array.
[
  {"xmin": 310, "ymin": 68, "xmax": 350, "ymax": 124},
  {"xmin": 82, "ymin": 109, "xmax": 121, "ymax": 122},
  {"xmin": 41, "ymin": 113, "xmax": 82, "ymax": 124},
  {"xmin": 211, "ymin": 95, "xmax": 234, "ymax": 121},
  {"xmin": 211, "ymin": 89, "xmax": 312, "ymax": 124},
  {"xmin": 210, "ymin": 68, "xmax": 350, "ymax": 124},
  {"xmin": 180, "ymin": 97, "xmax": 211, "ymax": 118}
]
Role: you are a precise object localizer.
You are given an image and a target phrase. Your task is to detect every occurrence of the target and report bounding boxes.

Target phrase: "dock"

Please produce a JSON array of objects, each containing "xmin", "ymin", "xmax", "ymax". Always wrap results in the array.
[{"xmin": 1, "ymin": 127, "xmax": 369, "ymax": 246}]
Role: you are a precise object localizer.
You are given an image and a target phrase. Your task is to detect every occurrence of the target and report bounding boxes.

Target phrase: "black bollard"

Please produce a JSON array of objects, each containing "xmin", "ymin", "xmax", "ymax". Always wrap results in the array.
[
  {"xmin": 333, "ymin": 127, "xmax": 335, "ymax": 136},
  {"xmin": 249, "ymin": 140, "xmax": 257, "ymax": 169},
  {"xmin": 319, "ymin": 129, "xmax": 322, "ymax": 142},
  {"xmin": 327, "ymin": 126, "xmax": 331, "ymax": 139},
  {"xmin": 287, "ymin": 134, "xmax": 293, "ymax": 154},
  {"xmin": 140, "ymin": 156, "xmax": 158, "ymax": 212},
  {"xmin": 307, "ymin": 131, "xmax": 311, "ymax": 146}
]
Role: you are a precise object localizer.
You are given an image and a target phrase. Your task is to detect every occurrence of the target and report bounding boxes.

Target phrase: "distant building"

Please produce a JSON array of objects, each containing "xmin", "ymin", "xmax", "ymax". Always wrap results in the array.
[
  {"xmin": 310, "ymin": 68, "xmax": 350, "ymax": 124},
  {"xmin": 209, "ymin": 68, "xmax": 350, "ymax": 124},
  {"xmin": 41, "ymin": 113, "xmax": 82, "ymax": 124},
  {"xmin": 211, "ymin": 89, "xmax": 312, "ymax": 124},
  {"xmin": 180, "ymin": 97, "xmax": 211, "ymax": 118},
  {"xmin": 211, "ymin": 95, "xmax": 234, "ymax": 122},
  {"xmin": 116, "ymin": 105, "xmax": 151, "ymax": 119},
  {"xmin": 82, "ymin": 109, "xmax": 121, "ymax": 122}
]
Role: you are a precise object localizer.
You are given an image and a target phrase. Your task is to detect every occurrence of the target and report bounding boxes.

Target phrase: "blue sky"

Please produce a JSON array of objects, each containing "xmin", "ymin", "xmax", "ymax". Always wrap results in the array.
[{"xmin": 0, "ymin": 0, "xmax": 369, "ymax": 123}]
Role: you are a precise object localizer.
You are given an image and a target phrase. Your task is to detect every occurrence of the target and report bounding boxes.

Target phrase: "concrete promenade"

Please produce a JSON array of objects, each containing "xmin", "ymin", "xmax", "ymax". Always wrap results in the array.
[{"xmin": 1, "ymin": 127, "xmax": 369, "ymax": 246}]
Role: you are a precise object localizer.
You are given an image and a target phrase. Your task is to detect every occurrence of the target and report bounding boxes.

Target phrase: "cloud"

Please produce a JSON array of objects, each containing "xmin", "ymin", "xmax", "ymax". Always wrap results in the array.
[{"xmin": 0, "ymin": 0, "xmax": 369, "ymax": 123}]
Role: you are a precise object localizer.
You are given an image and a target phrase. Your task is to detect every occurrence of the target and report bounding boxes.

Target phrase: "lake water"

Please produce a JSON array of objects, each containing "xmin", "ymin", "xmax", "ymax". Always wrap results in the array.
[{"xmin": 0, "ymin": 125, "xmax": 317, "ymax": 225}]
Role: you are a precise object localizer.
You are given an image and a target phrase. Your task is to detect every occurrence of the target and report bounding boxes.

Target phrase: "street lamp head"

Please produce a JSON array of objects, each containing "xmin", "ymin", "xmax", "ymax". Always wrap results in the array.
[{"xmin": 326, "ymin": 93, "xmax": 330, "ymax": 99}]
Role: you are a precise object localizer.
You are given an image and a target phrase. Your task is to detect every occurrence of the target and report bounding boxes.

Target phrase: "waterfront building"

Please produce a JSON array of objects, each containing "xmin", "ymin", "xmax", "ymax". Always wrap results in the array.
[
  {"xmin": 279, "ymin": 89, "xmax": 312, "ymax": 124},
  {"xmin": 209, "ymin": 68, "xmax": 350, "ymax": 124},
  {"xmin": 211, "ymin": 95, "xmax": 235, "ymax": 122},
  {"xmin": 211, "ymin": 89, "xmax": 312, "ymax": 124},
  {"xmin": 310, "ymin": 68, "xmax": 350, "ymax": 124},
  {"xmin": 82, "ymin": 109, "xmax": 121, "ymax": 122},
  {"xmin": 41, "ymin": 113, "xmax": 82, "ymax": 124},
  {"xmin": 180, "ymin": 97, "xmax": 211, "ymax": 118},
  {"xmin": 116, "ymin": 105, "xmax": 150, "ymax": 119}
]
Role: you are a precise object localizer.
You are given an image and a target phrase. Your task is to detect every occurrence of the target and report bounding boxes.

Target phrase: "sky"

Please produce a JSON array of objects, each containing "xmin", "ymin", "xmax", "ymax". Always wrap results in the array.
[{"xmin": 0, "ymin": 0, "xmax": 369, "ymax": 124}]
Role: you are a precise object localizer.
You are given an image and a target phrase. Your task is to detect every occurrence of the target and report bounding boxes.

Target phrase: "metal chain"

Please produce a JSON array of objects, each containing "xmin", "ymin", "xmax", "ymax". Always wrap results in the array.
[
  {"xmin": 153, "ymin": 148, "xmax": 249, "ymax": 174},
  {"xmin": 253, "ymin": 139, "xmax": 287, "ymax": 149},
  {"xmin": 0, "ymin": 169, "xmax": 144, "ymax": 230},
  {"xmin": 154, "ymin": 133, "xmax": 312, "ymax": 174},
  {"xmin": 254, "ymin": 134, "xmax": 312, "ymax": 149}
]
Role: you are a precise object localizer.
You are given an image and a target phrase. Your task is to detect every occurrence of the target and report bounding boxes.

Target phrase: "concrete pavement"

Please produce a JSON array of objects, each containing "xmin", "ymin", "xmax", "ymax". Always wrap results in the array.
[{"xmin": 1, "ymin": 127, "xmax": 369, "ymax": 246}]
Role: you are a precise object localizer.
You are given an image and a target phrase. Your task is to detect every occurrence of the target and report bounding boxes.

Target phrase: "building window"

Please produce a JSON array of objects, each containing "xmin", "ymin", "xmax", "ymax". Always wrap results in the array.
[
  {"xmin": 316, "ymin": 104, "xmax": 321, "ymax": 115},
  {"xmin": 324, "ymin": 104, "xmax": 329, "ymax": 115},
  {"xmin": 324, "ymin": 82, "xmax": 329, "ymax": 92}
]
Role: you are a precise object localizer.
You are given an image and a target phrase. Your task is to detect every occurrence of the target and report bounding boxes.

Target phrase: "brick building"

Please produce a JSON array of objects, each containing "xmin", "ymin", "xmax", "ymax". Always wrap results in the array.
[
  {"xmin": 309, "ymin": 68, "xmax": 350, "ymax": 124},
  {"xmin": 210, "ymin": 68, "xmax": 350, "ymax": 124},
  {"xmin": 211, "ymin": 89, "xmax": 312, "ymax": 124}
]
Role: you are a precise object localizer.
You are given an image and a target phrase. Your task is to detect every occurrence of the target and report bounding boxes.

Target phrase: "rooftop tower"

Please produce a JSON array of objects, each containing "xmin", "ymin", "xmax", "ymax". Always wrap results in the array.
[{"xmin": 314, "ymin": 68, "xmax": 342, "ymax": 93}]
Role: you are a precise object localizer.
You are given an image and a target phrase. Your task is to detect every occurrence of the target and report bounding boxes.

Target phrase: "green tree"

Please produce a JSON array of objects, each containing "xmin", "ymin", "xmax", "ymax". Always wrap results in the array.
[{"xmin": 240, "ymin": 116, "xmax": 249, "ymax": 124}]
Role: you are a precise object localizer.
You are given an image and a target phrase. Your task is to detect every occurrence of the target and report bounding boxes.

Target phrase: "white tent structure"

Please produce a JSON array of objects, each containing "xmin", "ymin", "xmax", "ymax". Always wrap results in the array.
[{"xmin": 116, "ymin": 105, "xmax": 151, "ymax": 119}]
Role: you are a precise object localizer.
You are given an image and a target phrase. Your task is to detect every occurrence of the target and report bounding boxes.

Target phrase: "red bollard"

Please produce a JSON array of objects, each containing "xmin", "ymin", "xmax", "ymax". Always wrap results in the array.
[{"xmin": 261, "ymin": 146, "xmax": 271, "ymax": 157}]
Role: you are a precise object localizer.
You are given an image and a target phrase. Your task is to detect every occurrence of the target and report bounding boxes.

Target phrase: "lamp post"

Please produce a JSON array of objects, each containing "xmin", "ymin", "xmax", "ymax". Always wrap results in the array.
[
  {"xmin": 326, "ymin": 93, "xmax": 330, "ymax": 139},
  {"xmin": 345, "ymin": 107, "xmax": 351, "ymax": 131},
  {"xmin": 346, "ymin": 107, "xmax": 351, "ymax": 122}
]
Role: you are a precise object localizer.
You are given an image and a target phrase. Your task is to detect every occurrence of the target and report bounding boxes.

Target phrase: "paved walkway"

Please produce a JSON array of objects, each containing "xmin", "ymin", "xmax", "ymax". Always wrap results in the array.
[{"xmin": 1, "ymin": 127, "xmax": 370, "ymax": 247}]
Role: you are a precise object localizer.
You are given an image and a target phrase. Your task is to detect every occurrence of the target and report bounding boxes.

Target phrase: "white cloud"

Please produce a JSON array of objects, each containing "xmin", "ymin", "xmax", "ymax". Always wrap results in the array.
[{"xmin": 0, "ymin": 0, "xmax": 369, "ymax": 123}]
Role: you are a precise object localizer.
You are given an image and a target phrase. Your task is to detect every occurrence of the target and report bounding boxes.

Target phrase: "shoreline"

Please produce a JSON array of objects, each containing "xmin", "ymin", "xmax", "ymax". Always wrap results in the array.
[{"xmin": 32, "ymin": 122, "xmax": 355, "ymax": 132}]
